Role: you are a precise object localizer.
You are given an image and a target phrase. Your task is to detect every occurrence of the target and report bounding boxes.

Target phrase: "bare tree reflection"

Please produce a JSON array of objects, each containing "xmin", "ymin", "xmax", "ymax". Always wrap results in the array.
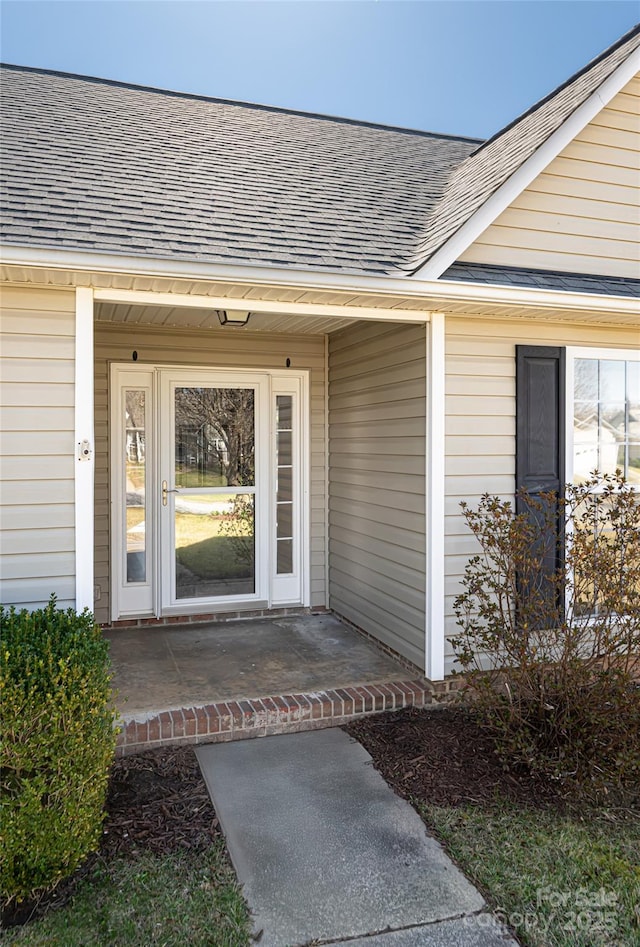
[{"xmin": 175, "ymin": 388, "xmax": 255, "ymax": 487}]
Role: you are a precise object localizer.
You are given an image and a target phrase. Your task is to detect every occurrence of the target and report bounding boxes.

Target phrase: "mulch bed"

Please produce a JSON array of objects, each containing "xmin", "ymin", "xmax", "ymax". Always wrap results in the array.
[
  {"xmin": 345, "ymin": 705, "xmax": 563, "ymax": 810},
  {"xmin": 102, "ymin": 744, "xmax": 220, "ymax": 859}
]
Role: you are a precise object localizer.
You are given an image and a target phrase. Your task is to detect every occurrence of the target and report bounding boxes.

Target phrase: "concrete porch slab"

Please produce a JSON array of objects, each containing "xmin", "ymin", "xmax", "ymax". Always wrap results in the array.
[
  {"xmin": 196, "ymin": 728, "xmax": 506, "ymax": 947},
  {"xmin": 106, "ymin": 614, "xmax": 409, "ymax": 715},
  {"xmin": 107, "ymin": 614, "xmax": 440, "ymax": 755}
]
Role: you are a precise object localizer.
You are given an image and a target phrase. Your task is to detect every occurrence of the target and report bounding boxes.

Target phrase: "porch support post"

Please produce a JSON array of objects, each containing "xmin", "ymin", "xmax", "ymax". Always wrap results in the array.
[
  {"xmin": 426, "ymin": 313, "xmax": 445, "ymax": 681},
  {"xmin": 74, "ymin": 287, "xmax": 95, "ymax": 613}
]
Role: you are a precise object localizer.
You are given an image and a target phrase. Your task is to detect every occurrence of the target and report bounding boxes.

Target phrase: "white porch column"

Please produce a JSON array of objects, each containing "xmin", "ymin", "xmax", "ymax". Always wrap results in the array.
[
  {"xmin": 426, "ymin": 313, "xmax": 446, "ymax": 681},
  {"xmin": 74, "ymin": 287, "xmax": 95, "ymax": 612}
]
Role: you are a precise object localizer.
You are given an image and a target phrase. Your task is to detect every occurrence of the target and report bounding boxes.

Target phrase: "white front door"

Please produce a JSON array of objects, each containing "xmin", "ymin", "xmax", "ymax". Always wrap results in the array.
[{"xmin": 110, "ymin": 365, "xmax": 308, "ymax": 620}]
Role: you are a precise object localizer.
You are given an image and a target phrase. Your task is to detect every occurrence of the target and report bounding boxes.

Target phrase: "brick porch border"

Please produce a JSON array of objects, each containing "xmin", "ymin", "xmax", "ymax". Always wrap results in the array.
[{"xmin": 115, "ymin": 676, "xmax": 464, "ymax": 756}]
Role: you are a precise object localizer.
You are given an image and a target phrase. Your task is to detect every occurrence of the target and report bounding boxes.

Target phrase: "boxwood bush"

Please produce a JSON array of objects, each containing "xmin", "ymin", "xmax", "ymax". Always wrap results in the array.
[{"xmin": 1, "ymin": 597, "xmax": 118, "ymax": 906}]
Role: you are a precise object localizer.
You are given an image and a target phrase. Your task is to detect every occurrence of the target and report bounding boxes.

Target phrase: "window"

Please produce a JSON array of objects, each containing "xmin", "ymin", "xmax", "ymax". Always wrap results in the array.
[
  {"xmin": 567, "ymin": 349, "xmax": 640, "ymax": 486},
  {"xmin": 516, "ymin": 346, "xmax": 639, "ymax": 619},
  {"xmin": 566, "ymin": 349, "xmax": 639, "ymax": 617}
]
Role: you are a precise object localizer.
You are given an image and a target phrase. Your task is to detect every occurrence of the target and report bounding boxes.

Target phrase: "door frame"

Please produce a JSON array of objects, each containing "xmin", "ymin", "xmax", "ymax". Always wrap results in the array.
[{"xmin": 109, "ymin": 362, "xmax": 310, "ymax": 621}]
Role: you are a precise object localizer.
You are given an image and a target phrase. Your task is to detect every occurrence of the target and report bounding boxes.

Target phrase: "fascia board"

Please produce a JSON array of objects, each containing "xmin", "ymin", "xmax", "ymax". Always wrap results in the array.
[
  {"xmin": 411, "ymin": 47, "xmax": 640, "ymax": 280},
  {"xmin": 1, "ymin": 244, "xmax": 638, "ymax": 317}
]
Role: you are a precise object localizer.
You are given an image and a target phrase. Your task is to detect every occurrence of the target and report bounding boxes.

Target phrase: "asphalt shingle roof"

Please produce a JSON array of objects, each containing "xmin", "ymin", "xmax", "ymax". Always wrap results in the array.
[
  {"xmin": 0, "ymin": 66, "xmax": 476, "ymax": 276},
  {"xmin": 1, "ymin": 23, "xmax": 638, "ymax": 287},
  {"xmin": 443, "ymin": 263, "xmax": 640, "ymax": 298}
]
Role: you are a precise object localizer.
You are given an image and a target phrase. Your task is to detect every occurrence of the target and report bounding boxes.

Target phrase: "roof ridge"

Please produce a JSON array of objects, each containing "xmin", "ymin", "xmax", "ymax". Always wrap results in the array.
[
  {"xmin": 468, "ymin": 21, "xmax": 640, "ymax": 159},
  {"xmin": 0, "ymin": 61, "xmax": 483, "ymax": 145}
]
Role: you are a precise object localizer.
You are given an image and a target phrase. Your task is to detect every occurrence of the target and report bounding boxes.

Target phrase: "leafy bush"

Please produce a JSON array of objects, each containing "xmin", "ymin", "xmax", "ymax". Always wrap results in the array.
[
  {"xmin": 452, "ymin": 471, "xmax": 640, "ymax": 798},
  {"xmin": 1, "ymin": 597, "xmax": 118, "ymax": 906}
]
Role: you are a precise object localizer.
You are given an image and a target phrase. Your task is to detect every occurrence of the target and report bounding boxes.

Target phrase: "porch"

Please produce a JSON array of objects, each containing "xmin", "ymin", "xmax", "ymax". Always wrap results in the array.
[
  {"xmin": 92, "ymin": 290, "xmax": 442, "ymax": 686},
  {"xmin": 107, "ymin": 613, "xmax": 441, "ymax": 756}
]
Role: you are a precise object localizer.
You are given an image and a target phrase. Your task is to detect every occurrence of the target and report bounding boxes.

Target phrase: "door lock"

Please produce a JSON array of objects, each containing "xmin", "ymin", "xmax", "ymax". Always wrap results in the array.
[{"xmin": 162, "ymin": 480, "xmax": 180, "ymax": 506}]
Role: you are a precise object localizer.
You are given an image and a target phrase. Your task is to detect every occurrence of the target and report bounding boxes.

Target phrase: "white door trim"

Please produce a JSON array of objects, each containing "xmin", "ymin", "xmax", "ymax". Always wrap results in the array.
[{"xmin": 109, "ymin": 363, "xmax": 310, "ymax": 620}]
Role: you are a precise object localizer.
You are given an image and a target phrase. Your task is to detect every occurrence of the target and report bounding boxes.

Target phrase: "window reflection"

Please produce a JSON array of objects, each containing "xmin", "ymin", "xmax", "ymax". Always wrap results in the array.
[
  {"xmin": 574, "ymin": 359, "xmax": 639, "ymax": 485},
  {"xmin": 125, "ymin": 390, "xmax": 146, "ymax": 583},
  {"xmin": 174, "ymin": 387, "xmax": 255, "ymax": 488}
]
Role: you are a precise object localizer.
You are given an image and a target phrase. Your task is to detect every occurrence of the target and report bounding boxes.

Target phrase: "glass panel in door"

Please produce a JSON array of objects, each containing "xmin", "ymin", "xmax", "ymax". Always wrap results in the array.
[
  {"xmin": 125, "ymin": 390, "xmax": 147, "ymax": 583},
  {"xmin": 172, "ymin": 386, "xmax": 256, "ymax": 600},
  {"xmin": 275, "ymin": 395, "xmax": 294, "ymax": 575},
  {"xmin": 112, "ymin": 367, "xmax": 154, "ymax": 620}
]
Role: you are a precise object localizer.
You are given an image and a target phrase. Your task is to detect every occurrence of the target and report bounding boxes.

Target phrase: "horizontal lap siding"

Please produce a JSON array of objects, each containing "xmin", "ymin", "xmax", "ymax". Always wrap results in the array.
[
  {"xmin": 444, "ymin": 316, "xmax": 640, "ymax": 674},
  {"xmin": 93, "ymin": 323, "xmax": 326, "ymax": 624},
  {"xmin": 0, "ymin": 285, "xmax": 76, "ymax": 609},
  {"xmin": 329, "ymin": 322, "xmax": 426, "ymax": 669},
  {"xmin": 459, "ymin": 75, "xmax": 640, "ymax": 278}
]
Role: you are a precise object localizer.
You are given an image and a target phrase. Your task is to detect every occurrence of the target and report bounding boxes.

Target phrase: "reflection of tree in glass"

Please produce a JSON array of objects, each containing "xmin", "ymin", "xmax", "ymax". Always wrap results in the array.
[
  {"xmin": 175, "ymin": 388, "xmax": 255, "ymax": 486},
  {"xmin": 219, "ymin": 495, "xmax": 255, "ymax": 568},
  {"xmin": 125, "ymin": 391, "xmax": 145, "ymax": 464}
]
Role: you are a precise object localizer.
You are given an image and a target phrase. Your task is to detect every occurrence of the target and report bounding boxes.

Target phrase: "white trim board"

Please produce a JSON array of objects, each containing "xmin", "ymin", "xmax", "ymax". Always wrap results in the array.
[
  {"xmin": 92, "ymin": 287, "xmax": 432, "ymax": 325},
  {"xmin": 74, "ymin": 287, "xmax": 95, "ymax": 612},
  {"xmin": 3, "ymin": 247, "xmax": 637, "ymax": 317},
  {"xmin": 426, "ymin": 313, "xmax": 446, "ymax": 681},
  {"xmin": 93, "ymin": 279, "xmax": 640, "ymax": 321},
  {"xmin": 413, "ymin": 48, "xmax": 640, "ymax": 280}
]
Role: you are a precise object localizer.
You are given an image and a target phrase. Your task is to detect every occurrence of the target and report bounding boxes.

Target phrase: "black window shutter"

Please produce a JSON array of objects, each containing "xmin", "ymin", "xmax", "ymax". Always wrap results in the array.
[{"xmin": 515, "ymin": 345, "xmax": 566, "ymax": 603}]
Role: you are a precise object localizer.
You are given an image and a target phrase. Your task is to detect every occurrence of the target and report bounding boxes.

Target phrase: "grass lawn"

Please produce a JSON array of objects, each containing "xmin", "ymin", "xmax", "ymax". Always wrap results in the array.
[
  {"xmin": 4, "ymin": 842, "xmax": 251, "ymax": 947},
  {"xmin": 176, "ymin": 510, "xmax": 252, "ymax": 580},
  {"xmin": 348, "ymin": 709, "xmax": 640, "ymax": 947},
  {"xmin": 423, "ymin": 802, "xmax": 640, "ymax": 947},
  {"xmin": 175, "ymin": 470, "xmax": 227, "ymax": 488}
]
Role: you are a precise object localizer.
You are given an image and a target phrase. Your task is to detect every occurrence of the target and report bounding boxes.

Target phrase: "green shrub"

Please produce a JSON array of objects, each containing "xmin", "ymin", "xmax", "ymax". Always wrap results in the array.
[
  {"xmin": 0, "ymin": 597, "xmax": 118, "ymax": 906},
  {"xmin": 452, "ymin": 472, "xmax": 640, "ymax": 799}
]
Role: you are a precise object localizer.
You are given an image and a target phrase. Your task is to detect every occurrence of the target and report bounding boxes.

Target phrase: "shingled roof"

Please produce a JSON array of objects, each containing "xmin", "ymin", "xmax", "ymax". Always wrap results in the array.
[
  {"xmin": 1, "ymin": 23, "xmax": 638, "ymax": 285},
  {"xmin": 0, "ymin": 65, "xmax": 477, "ymax": 276},
  {"xmin": 443, "ymin": 262, "xmax": 640, "ymax": 298}
]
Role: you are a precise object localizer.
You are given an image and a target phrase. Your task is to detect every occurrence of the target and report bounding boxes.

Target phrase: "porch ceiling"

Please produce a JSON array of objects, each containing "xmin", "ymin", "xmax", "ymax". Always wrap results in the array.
[{"xmin": 95, "ymin": 300, "xmax": 356, "ymax": 335}]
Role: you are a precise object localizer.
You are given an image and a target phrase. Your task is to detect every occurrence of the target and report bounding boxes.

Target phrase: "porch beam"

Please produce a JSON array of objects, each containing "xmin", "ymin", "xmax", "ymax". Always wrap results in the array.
[
  {"xmin": 74, "ymin": 287, "xmax": 95, "ymax": 613},
  {"xmin": 92, "ymin": 288, "xmax": 433, "ymax": 324},
  {"xmin": 426, "ymin": 313, "xmax": 446, "ymax": 682}
]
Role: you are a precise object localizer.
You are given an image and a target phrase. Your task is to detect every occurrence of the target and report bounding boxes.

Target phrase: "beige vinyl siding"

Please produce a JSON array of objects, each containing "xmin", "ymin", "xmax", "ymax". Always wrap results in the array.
[
  {"xmin": 93, "ymin": 322, "xmax": 326, "ymax": 624},
  {"xmin": 459, "ymin": 75, "xmax": 640, "ymax": 278},
  {"xmin": 444, "ymin": 315, "xmax": 640, "ymax": 675},
  {"xmin": 328, "ymin": 322, "xmax": 426, "ymax": 669},
  {"xmin": 0, "ymin": 285, "xmax": 76, "ymax": 609}
]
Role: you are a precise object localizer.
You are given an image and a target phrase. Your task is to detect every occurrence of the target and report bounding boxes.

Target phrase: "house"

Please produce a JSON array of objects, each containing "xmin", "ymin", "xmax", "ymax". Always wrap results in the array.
[{"xmin": 1, "ymin": 25, "xmax": 638, "ymax": 686}]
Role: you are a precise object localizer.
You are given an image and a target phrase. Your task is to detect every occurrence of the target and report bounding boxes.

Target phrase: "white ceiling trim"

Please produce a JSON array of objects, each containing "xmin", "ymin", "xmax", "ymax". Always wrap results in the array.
[{"xmin": 92, "ymin": 288, "xmax": 434, "ymax": 323}]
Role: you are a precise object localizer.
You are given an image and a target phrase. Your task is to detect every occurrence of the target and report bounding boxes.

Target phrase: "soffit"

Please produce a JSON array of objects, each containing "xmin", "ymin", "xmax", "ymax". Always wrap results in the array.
[{"xmin": 2, "ymin": 264, "xmax": 638, "ymax": 330}]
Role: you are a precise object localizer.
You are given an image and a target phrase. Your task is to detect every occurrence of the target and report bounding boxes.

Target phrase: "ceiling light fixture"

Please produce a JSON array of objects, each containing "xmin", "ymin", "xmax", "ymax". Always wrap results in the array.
[{"xmin": 217, "ymin": 309, "xmax": 251, "ymax": 327}]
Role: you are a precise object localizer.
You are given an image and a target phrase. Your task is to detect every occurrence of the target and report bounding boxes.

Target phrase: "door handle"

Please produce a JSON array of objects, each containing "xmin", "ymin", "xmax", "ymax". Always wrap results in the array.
[{"xmin": 162, "ymin": 480, "xmax": 180, "ymax": 506}]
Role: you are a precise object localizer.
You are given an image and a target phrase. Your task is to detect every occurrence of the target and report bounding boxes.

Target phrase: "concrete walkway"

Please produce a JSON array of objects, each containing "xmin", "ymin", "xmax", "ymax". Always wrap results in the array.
[{"xmin": 196, "ymin": 729, "xmax": 517, "ymax": 946}]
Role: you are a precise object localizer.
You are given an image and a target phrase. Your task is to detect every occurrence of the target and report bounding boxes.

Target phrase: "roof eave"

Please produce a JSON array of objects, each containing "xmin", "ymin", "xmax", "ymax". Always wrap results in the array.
[{"xmin": 2, "ymin": 242, "xmax": 638, "ymax": 318}]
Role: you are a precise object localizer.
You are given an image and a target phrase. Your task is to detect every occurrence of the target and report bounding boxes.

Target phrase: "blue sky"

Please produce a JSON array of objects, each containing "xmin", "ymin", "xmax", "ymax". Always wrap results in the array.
[{"xmin": 1, "ymin": 1, "xmax": 638, "ymax": 139}]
